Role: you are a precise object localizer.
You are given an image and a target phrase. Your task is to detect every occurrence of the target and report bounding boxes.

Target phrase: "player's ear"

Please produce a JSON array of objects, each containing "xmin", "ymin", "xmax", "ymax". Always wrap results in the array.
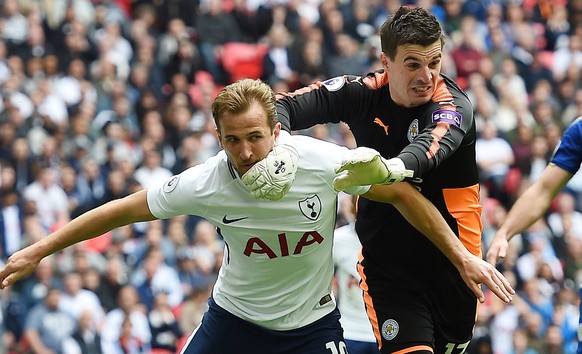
[
  {"xmin": 273, "ymin": 122, "xmax": 281, "ymax": 141},
  {"xmin": 381, "ymin": 52, "xmax": 390, "ymax": 72},
  {"xmin": 215, "ymin": 127, "xmax": 223, "ymax": 148}
]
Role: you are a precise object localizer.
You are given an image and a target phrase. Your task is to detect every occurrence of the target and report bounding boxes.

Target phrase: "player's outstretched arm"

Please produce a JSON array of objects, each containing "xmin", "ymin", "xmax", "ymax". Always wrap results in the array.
[
  {"xmin": 0, "ymin": 190, "xmax": 156, "ymax": 289},
  {"xmin": 364, "ymin": 184, "xmax": 514, "ymax": 303},
  {"xmin": 486, "ymin": 164, "xmax": 572, "ymax": 265}
]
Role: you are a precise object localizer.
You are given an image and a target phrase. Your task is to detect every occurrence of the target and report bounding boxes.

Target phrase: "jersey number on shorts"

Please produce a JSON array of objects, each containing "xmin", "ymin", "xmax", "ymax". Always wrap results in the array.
[
  {"xmin": 326, "ymin": 341, "xmax": 348, "ymax": 354},
  {"xmin": 444, "ymin": 340, "xmax": 470, "ymax": 354}
]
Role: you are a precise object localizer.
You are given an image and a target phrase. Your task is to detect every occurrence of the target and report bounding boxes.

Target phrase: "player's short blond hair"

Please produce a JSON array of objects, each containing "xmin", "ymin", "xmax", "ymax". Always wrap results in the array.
[{"xmin": 212, "ymin": 78, "xmax": 277, "ymax": 132}]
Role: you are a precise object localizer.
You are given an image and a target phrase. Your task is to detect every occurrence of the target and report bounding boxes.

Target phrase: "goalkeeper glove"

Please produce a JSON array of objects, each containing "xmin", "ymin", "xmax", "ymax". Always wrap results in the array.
[
  {"xmin": 241, "ymin": 131, "xmax": 298, "ymax": 201},
  {"xmin": 332, "ymin": 147, "xmax": 414, "ymax": 192}
]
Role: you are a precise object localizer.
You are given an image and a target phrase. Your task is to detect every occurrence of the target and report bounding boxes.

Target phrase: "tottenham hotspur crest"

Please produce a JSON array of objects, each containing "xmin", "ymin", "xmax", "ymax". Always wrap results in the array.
[{"xmin": 299, "ymin": 195, "xmax": 322, "ymax": 221}]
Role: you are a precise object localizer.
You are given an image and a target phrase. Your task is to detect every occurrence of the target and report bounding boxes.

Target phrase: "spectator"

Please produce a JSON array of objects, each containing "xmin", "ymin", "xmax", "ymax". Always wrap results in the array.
[
  {"xmin": 94, "ymin": 256, "xmax": 128, "ymax": 313},
  {"xmin": 297, "ymin": 39, "xmax": 327, "ymax": 87},
  {"xmin": 262, "ymin": 24, "xmax": 300, "ymax": 87},
  {"xmin": 527, "ymin": 135, "xmax": 552, "ymax": 184},
  {"xmin": 75, "ymin": 157, "xmax": 107, "ymax": 210},
  {"xmin": 22, "ymin": 166, "xmax": 69, "ymax": 232},
  {"xmin": 476, "ymin": 120, "xmax": 515, "ymax": 203},
  {"xmin": 133, "ymin": 148, "xmax": 173, "ymax": 189},
  {"xmin": 71, "ymin": 309, "xmax": 103, "ymax": 354},
  {"xmin": 551, "ymin": 34, "xmax": 582, "ymax": 82},
  {"xmin": 523, "ymin": 311, "xmax": 546, "ymax": 353},
  {"xmin": 542, "ymin": 324, "xmax": 566, "ymax": 354},
  {"xmin": 195, "ymin": 0, "xmax": 244, "ymax": 84},
  {"xmin": 509, "ymin": 327, "xmax": 540, "ymax": 354},
  {"xmin": 0, "ymin": 180, "xmax": 23, "ymax": 260},
  {"xmin": 116, "ymin": 315, "xmax": 149, "ymax": 354},
  {"xmin": 164, "ymin": 38, "xmax": 205, "ymax": 86},
  {"xmin": 58, "ymin": 271, "xmax": 106, "ymax": 331},
  {"xmin": 450, "ymin": 15, "xmax": 487, "ymax": 88},
  {"xmin": 101, "ymin": 285, "xmax": 152, "ymax": 354},
  {"xmin": 175, "ymin": 244, "xmax": 212, "ymax": 298},
  {"xmin": 147, "ymin": 292, "xmax": 182, "ymax": 353},
  {"xmin": 7, "ymin": 137, "xmax": 36, "ymax": 193},
  {"xmin": 326, "ymin": 33, "xmax": 366, "ymax": 77},
  {"xmin": 23, "ymin": 287, "xmax": 77, "ymax": 354},
  {"xmin": 131, "ymin": 246, "xmax": 183, "ymax": 311},
  {"xmin": 59, "ymin": 164, "xmax": 85, "ymax": 217},
  {"xmin": 177, "ymin": 284, "xmax": 211, "ymax": 337},
  {"xmin": 491, "ymin": 57, "xmax": 529, "ymax": 127}
]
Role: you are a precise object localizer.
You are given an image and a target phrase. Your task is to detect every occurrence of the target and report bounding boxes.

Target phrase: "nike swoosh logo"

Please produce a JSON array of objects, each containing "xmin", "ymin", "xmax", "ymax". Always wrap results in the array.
[{"xmin": 222, "ymin": 216, "xmax": 248, "ymax": 224}]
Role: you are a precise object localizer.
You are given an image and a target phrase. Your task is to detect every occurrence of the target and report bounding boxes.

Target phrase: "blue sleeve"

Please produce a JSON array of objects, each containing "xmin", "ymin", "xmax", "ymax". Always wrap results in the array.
[{"xmin": 551, "ymin": 119, "xmax": 582, "ymax": 174}]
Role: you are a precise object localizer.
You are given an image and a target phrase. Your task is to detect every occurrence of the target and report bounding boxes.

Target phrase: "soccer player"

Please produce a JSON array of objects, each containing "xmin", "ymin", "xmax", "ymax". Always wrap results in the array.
[
  {"xmin": 0, "ymin": 79, "xmax": 511, "ymax": 354},
  {"xmin": 243, "ymin": 6, "xmax": 506, "ymax": 354},
  {"xmin": 487, "ymin": 117, "xmax": 582, "ymax": 354},
  {"xmin": 333, "ymin": 195, "xmax": 381, "ymax": 354}
]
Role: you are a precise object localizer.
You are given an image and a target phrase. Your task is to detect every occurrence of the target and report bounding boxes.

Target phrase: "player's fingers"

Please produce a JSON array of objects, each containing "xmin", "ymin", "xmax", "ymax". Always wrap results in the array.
[
  {"xmin": 1, "ymin": 274, "xmax": 14, "ymax": 289},
  {"xmin": 486, "ymin": 275, "xmax": 513, "ymax": 303},
  {"xmin": 485, "ymin": 247, "xmax": 500, "ymax": 265},
  {"xmin": 495, "ymin": 269, "xmax": 515, "ymax": 295},
  {"xmin": 332, "ymin": 175, "xmax": 351, "ymax": 192},
  {"xmin": 1, "ymin": 269, "xmax": 28, "ymax": 289},
  {"xmin": 470, "ymin": 282, "xmax": 485, "ymax": 303},
  {"xmin": 489, "ymin": 283, "xmax": 512, "ymax": 303},
  {"xmin": 335, "ymin": 161, "xmax": 358, "ymax": 174}
]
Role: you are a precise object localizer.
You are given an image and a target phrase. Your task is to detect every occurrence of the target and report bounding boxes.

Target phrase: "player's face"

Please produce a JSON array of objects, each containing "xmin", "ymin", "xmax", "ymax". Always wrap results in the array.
[
  {"xmin": 217, "ymin": 101, "xmax": 280, "ymax": 176},
  {"xmin": 382, "ymin": 40, "xmax": 442, "ymax": 108}
]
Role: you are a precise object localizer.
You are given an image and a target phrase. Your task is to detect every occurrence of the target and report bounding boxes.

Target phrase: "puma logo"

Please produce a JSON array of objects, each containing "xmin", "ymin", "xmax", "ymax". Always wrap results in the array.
[{"xmin": 374, "ymin": 118, "xmax": 389, "ymax": 135}]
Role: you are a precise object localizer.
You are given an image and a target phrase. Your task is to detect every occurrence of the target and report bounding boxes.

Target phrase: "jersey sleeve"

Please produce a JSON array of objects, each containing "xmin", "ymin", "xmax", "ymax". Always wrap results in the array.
[
  {"xmin": 146, "ymin": 159, "xmax": 219, "ymax": 219},
  {"xmin": 276, "ymin": 76, "xmax": 361, "ymax": 131},
  {"xmin": 397, "ymin": 76, "xmax": 475, "ymax": 177},
  {"xmin": 550, "ymin": 118, "xmax": 582, "ymax": 174}
]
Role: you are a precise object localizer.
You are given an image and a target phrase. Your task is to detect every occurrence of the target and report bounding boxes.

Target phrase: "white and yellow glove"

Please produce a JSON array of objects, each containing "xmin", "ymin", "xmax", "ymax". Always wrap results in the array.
[
  {"xmin": 333, "ymin": 147, "xmax": 414, "ymax": 192},
  {"xmin": 241, "ymin": 131, "xmax": 298, "ymax": 201}
]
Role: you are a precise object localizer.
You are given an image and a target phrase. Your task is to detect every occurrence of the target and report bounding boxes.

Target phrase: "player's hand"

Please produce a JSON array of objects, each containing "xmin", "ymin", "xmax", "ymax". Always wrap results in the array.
[
  {"xmin": 486, "ymin": 231, "xmax": 510, "ymax": 265},
  {"xmin": 332, "ymin": 147, "xmax": 413, "ymax": 192},
  {"xmin": 242, "ymin": 132, "xmax": 298, "ymax": 201},
  {"xmin": 457, "ymin": 252, "xmax": 514, "ymax": 303},
  {"xmin": 0, "ymin": 248, "xmax": 42, "ymax": 289}
]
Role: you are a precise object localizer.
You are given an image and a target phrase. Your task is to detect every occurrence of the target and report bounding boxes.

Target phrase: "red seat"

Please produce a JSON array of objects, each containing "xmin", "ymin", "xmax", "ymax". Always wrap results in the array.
[{"xmin": 221, "ymin": 42, "xmax": 269, "ymax": 82}]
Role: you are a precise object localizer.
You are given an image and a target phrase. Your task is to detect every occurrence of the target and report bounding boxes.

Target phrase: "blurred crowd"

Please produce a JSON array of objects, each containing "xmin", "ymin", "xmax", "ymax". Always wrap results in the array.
[{"xmin": 0, "ymin": 0, "xmax": 581, "ymax": 353}]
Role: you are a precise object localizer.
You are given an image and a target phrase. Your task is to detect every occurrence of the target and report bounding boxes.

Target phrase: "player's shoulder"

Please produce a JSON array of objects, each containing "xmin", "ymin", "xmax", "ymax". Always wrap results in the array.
[
  {"xmin": 568, "ymin": 116, "xmax": 582, "ymax": 131},
  {"xmin": 172, "ymin": 151, "xmax": 231, "ymax": 188},
  {"xmin": 560, "ymin": 116, "xmax": 582, "ymax": 142}
]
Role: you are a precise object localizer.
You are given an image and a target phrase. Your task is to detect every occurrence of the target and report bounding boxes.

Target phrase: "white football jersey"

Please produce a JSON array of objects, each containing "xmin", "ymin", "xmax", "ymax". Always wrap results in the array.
[
  {"xmin": 333, "ymin": 223, "xmax": 377, "ymax": 342},
  {"xmin": 147, "ymin": 135, "xmax": 369, "ymax": 330}
]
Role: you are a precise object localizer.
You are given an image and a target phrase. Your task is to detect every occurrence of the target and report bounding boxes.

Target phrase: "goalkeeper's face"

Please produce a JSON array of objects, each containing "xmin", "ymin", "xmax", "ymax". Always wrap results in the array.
[{"xmin": 217, "ymin": 101, "xmax": 280, "ymax": 176}]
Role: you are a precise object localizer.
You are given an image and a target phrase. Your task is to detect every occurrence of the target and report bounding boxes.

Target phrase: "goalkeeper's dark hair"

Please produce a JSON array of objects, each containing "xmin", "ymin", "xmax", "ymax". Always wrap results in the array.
[
  {"xmin": 212, "ymin": 78, "xmax": 277, "ymax": 132},
  {"xmin": 380, "ymin": 6, "xmax": 446, "ymax": 61}
]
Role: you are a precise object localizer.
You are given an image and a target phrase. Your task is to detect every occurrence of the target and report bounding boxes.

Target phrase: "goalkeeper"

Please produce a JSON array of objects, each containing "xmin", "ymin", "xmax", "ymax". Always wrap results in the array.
[
  {"xmin": 243, "ymin": 7, "xmax": 500, "ymax": 354},
  {"xmin": 0, "ymin": 79, "xmax": 513, "ymax": 354}
]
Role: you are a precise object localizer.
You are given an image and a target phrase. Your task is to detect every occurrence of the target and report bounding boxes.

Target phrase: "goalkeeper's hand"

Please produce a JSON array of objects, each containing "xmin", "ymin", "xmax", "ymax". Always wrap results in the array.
[
  {"xmin": 332, "ymin": 147, "xmax": 414, "ymax": 192},
  {"xmin": 241, "ymin": 131, "xmax": 298, "ymax": 201}
]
